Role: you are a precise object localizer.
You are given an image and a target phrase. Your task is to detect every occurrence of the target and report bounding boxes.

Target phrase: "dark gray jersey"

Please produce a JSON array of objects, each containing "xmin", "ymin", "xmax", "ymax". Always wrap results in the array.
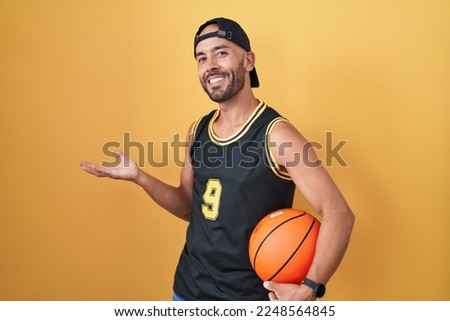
[{"xmin": 174, "ymin": 102, "xmax": 296, "ymax": 300}]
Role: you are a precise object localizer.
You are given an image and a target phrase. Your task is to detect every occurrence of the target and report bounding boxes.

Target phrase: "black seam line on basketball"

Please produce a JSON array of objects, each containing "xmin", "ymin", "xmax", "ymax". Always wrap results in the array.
[
  {"xmin": 252, "ymin": 212, "xmax": 306, "ymax": 271},
  {"xmin": 268, "ymin": 218, "xmax": 316, "ymax": 282}
]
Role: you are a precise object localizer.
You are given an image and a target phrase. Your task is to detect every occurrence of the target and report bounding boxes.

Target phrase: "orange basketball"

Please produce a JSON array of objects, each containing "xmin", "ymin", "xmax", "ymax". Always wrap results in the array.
[{"xmin": 248, "ymin": 208, "xmax": 320, "ymax": 284}]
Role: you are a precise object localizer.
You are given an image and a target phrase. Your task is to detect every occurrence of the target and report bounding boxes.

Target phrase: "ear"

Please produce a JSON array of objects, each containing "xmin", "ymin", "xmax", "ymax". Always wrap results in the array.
[{"xmin": 244, "ymin": 51, "xmax": 256, "ymax": 72}]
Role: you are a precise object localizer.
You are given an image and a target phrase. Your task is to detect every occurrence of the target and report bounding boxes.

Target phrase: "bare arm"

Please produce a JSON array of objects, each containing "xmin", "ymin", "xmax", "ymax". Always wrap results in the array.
[
  {"xmin": 79, "ymin": 125, "xmax": 195, "ymax": 221},
  {"xmin": 131, "ymin": 164, "xmax": 192, "ymax": 221},
  {"xmin": 264, "ymin": 121, "xmax": 355, "ymax": 300}
]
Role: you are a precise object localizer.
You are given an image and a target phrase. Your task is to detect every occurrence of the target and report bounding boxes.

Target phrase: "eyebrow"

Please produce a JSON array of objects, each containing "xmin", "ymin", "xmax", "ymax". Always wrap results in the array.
[{"xmin": 195, "ymin": 44, "xmax": 230, "ymax": 59}]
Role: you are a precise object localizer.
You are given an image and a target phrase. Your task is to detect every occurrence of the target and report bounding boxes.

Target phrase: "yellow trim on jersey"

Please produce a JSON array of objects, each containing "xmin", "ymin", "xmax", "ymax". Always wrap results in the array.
[
  {"xmin": 208, "ymin": 101, "xmax": 267, "ymax": 146},
  {"xmin": 190, "ymin": 116, "xmax": 203, "ymax": 144},
  {"xmin": 185, "ymin": 116, "xmax": 203, "ymax": 162},
  {"xmin": 265, "ymin": 117, "xmax": 293, "ymax": 181}
]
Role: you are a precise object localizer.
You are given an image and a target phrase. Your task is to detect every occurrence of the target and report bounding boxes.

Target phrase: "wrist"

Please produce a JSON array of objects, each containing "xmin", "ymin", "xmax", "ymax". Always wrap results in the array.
[
  {"xmin": 302, "ymin": 278, "xmax": 326, "ymax": 298},
  {"xmin": 131, "ymin": 168, "xmax": 144, "ymax": 184}
]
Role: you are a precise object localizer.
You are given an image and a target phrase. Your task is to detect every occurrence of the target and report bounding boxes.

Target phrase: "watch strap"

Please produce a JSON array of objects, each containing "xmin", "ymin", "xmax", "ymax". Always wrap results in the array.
[{"xmin": 302, "ymin": 278, "xmax": 326, "ymax": 298}]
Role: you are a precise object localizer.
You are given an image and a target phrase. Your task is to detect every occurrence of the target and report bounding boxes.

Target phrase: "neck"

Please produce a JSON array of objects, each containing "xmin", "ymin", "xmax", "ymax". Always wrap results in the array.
[
  {"xmin": 210, "ymin": 89, "xmax": 260, "ymax": 138},
  {"xmin": 216, "ymin": 89, "xmax": 259, "ymax": 125}
]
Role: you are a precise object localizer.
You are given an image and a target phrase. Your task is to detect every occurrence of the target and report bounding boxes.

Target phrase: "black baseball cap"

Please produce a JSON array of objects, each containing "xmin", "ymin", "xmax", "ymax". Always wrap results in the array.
[{"xmin": 194, "ymin": 17, "xmax": 260, "ymax": 88}]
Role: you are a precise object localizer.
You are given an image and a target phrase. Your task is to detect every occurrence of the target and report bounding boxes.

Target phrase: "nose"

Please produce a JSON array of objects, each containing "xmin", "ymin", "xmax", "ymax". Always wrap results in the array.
[{"xmin": 205, "ymin": 55, "xmax": 219, "ymax": 73}]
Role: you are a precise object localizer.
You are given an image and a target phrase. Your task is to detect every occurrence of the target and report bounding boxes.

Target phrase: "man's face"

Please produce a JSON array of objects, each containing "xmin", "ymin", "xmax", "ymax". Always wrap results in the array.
[{"xmin": 195, "ymin": 24, "xmax": 247, "ymax": 103}]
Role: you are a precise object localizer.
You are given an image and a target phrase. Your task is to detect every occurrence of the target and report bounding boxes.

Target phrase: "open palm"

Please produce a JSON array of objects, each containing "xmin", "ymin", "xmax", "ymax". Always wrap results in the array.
[{"xmin": 79, "ymin": 150, "xmax": 139, "ymax": 181}]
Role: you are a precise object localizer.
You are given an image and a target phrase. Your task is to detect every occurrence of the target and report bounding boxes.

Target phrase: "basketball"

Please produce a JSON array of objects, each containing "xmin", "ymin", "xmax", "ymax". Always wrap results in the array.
[{"xmin": 248, "ymin": 208, "xmax": 321, "ymax": 284}]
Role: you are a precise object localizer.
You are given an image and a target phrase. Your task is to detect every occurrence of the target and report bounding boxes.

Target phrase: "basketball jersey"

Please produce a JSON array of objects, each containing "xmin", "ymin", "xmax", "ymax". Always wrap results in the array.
[{"xmin": 173, "ymin": 101, "xmax": 296, "ymax": 300}]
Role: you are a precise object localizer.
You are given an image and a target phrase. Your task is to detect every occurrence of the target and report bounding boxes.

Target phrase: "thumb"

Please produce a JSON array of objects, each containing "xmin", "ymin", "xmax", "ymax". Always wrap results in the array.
[
  {"xmin": 115, "ymin": 149, "xmax": 127, "ymax": 164},
  {"xmin": 115, "ymin": 149, "xmax": 124, "ymax": 157},
  {"xmin": 264, "ymin": 281, "xmax": 282, "ymax": 292},
  {"xmin": 263, "ymin": 281, "xmax": 280, "ymax": 301}
]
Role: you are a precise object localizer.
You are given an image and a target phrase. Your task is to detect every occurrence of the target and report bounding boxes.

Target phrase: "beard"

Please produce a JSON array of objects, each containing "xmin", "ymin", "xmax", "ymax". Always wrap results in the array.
[{"xmin": 201, "ymin": 59, "xmax": 246, "ymax": 103}]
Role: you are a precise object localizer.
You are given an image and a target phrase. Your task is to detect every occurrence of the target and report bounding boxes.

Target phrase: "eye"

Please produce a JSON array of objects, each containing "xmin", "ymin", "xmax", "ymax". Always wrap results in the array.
[
  {"xmin": 197, "ymin": 56, "xmax": 206, "ymax": 64},
  {"xmin": 216, "ymin": 51, "xmax": 228, "ymax": 57}
]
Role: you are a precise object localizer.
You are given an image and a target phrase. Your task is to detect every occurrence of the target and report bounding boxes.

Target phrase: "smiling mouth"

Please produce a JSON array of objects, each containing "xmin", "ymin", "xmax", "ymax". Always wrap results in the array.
[{"xmin": 208, "ymin": 76, "xmax": 225, "ymax": 85}]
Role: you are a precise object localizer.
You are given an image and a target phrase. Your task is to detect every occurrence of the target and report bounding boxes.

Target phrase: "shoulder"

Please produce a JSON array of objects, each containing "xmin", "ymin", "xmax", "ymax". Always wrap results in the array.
[
  {"xmin": 259, "ymin": 103, "xmax": 308, "ymax": 147},
  {"xmin": 269, "ymin": 118, "xmax": 309, "ymax": 146},
  {"xmin": 188, "ymin": 109, "xmax": 217, "ymax": 140}
]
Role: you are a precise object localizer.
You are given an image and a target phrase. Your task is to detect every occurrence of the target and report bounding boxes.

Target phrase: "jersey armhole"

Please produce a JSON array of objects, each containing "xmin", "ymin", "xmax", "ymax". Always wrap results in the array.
[
  {"xmin": 264, "ymin": 117, "xmax": 293, "ymax": 181},
  {"xmin": 189, "ymin": 116, "xmax": 203, "ymax": 148}
]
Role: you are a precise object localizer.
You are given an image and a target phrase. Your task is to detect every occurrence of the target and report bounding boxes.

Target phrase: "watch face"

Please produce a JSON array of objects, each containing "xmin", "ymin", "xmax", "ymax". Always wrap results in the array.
[
  {"xmin": 316, "ymin": 284, "xmax": 326, "ymax": 298},
  {"xmin": 303, "ymin": 278, "xmax": 326, "ymax": 298}
]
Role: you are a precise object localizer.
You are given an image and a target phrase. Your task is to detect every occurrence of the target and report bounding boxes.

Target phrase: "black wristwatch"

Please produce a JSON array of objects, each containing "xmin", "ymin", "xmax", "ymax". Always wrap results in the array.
[{"xmin": 302, "ymin": 278, "xmax": 326, "ymax": 298}]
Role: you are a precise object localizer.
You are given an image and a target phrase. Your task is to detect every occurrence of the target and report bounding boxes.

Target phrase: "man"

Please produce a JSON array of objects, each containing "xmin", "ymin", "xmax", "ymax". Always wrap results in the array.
[{"xmin": 79, "ymin": 17, "xmax": 355, "ymax": 301}]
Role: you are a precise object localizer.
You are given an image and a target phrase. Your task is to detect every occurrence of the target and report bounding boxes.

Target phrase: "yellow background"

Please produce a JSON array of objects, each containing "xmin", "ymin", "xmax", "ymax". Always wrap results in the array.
[{"xmin": 1, "ymin": 0, "xmax": 449, "ymax": 300}]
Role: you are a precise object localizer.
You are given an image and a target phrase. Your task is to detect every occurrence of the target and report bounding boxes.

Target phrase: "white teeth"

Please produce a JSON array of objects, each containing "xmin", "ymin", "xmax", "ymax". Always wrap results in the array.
[{"xmin": 209, "ymin": 77, "xmax": 224, "ymax": 84}]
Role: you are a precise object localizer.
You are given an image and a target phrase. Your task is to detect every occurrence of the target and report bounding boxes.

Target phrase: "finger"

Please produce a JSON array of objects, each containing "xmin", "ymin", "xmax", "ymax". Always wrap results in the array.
[
  {"xmin": 268, "ymin": 291, "xmax": 278, "ymax": 301},
  {"xmin": 80, "ymin": 163, "xmax": 103, "ymax": 176},
  {"xmin": 79, "ymin": 161, "xmax": 96, "ymax": 173},
  {"xmin": 80, "ymin": 162, "xmax": 111, "ymax": 177},
  {"xmin": 79, "ymin": 161, "xmax": 93, "ymax": 167}
]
